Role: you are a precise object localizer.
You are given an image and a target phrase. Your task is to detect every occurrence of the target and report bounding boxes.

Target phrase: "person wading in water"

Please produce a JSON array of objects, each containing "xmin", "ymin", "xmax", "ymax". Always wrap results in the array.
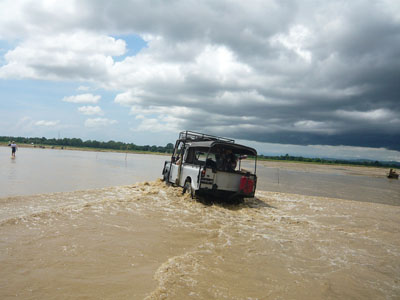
[{"xmin": 9, "ymin": 141, "xmax": 17, "ymax": 158}]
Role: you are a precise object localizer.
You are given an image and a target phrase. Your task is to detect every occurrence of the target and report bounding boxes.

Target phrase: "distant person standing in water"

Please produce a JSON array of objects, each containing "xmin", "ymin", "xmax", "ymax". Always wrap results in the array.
[{"xmin": 9, "ymin": 141, "xmax": 17, "ymax": 157}]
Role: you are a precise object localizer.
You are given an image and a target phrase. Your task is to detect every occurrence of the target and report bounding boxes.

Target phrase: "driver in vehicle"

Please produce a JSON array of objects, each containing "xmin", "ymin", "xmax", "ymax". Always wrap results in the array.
[{"xmin": 215, "ymin": 149, "xmax": 237, "ymax": 172}]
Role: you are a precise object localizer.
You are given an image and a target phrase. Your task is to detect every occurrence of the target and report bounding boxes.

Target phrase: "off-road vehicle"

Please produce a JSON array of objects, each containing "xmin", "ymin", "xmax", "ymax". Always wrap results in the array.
[{"xmin": 162, "ymin": 131, "xmax": 257, "ymax": 201}]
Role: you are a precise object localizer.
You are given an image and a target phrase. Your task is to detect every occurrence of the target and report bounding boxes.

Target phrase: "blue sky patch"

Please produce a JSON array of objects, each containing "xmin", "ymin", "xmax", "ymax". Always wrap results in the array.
[{"xmin": 113, "ymin": 34, "xmax": 148, "ymax": 61}]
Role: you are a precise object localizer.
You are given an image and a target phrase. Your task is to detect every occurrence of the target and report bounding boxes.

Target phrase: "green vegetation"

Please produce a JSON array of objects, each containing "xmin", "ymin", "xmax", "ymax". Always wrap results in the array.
[
  {"xmin": 257, "ymin": 154, "xmax": 400, "ymax": 168},
  {"xmin": 0, "ymin": 136, "xmax": 174, "ymax": 154},
  {"xmin": 1, "ymin": 136, "xmax": 399, "ymax": 168}
]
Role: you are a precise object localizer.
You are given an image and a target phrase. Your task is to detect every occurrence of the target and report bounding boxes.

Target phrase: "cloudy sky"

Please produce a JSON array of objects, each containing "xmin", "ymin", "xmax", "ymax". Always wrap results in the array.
[{"xmin": 0, "ymin": 0, "xmax": 399, "ymax": 161}]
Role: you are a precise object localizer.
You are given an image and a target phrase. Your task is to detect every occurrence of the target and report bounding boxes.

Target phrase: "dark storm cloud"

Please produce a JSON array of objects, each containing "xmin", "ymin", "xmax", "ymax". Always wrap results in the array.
[{"xmin": 1, "ymin": 0, "xmax": 399, "ymax": 150}]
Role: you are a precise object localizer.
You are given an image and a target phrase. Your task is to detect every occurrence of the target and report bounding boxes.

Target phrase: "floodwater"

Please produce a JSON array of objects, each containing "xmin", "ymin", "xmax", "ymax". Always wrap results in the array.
[
  {"xmin": 1, "ymin": 147, "xmax": 399, "ymax": 205},
  {"xmin": 0, "ymin": 147, "xmax": 167, "ymax": 197},
  {"xmin": 256, "ymin": 162, "xmax": 400, "ymax": 206},
  {"xmin": 1, "ymin": 147, "xmax": 400, "ymax": 299}
]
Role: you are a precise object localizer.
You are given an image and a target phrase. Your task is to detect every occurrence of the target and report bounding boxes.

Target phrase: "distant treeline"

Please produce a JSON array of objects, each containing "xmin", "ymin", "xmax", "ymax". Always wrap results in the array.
[
  {"xmin": 0, "ymin": 136, "xmax": 175, "ymax": 154},
  {"xmin": 258, "ymin": 154, "xmax": 400, "ymax": 168},
  {"xmin": 1, "ymin": 136, "xmax": 399, "ymax": 168}
]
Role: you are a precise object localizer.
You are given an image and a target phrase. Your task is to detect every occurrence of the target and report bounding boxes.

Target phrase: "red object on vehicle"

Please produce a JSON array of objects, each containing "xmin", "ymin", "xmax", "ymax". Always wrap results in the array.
[{"xmin": 240, "ymin": 176, "xmax": 254, "ymax": 194}]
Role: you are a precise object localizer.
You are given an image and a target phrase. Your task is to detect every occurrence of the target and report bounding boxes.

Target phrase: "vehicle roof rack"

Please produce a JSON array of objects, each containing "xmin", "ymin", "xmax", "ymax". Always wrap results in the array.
[{"xmin": 179, "ymin": 131, "xmax": 235, "ymax": 143}]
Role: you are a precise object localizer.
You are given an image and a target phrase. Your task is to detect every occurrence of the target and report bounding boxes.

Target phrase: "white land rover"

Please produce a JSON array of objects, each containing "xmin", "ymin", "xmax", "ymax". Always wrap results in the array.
[{"xmin": 162, "ymin": 131, "xmax": 257, "ymax": 201}]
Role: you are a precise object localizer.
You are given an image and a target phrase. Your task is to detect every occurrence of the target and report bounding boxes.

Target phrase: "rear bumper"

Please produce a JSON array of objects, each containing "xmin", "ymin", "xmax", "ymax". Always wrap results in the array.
[{"xmin": 198, "ymin": 186, "xmax": 255, "ymax": 198}]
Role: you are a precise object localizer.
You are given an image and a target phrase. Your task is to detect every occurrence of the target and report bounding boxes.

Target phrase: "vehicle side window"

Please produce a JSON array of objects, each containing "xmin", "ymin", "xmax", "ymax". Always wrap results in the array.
[
  {"xmin": 196, "ymin": 151, "xmax": 206, "ymax": 163},
  {"xmin": 194, "ymin": 151, "xmax": 216, "ymax": 167},
  {"xmin": 192, "ymin": 150, "xmax": 209, "ymax": 166},
  {"xmin": 185, "ymin": 148, "xmax": 195, "ymax": 164}
]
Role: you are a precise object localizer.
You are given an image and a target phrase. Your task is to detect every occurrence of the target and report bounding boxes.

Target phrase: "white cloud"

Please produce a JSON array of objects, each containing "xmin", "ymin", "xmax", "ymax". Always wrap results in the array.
[
  {"xmin": 78, "ymin": 106, "xmax": 104, "ymax": 115},
  {"xmin": 132, "ymin": 115, "xmax": 179, "ymax": 133},
  {"xmin": 114, "ymin": 89, "xmax": 146, "ymax": 106},
  {"xmin": 84, "ymin": 118, "xmax": 117, "ymax": 128},
  {"xmin": 293, "ymin": 120, "xmax": 336, "ymax": 134},
  {"xmin": 63, "ymin": 94, "xmax": 101, "ymax": 104},
  {"xmin": 0, "ymin": 0, "xmax": 79, "ymax": 39},
  {"xmin": 270, "ymin": 25, "xmax": 313, "ymax": 62},
  {"xmin": 77, "ymin": 85, "xmax": 90, "ymax": 91},
  {"xmin": 336, "ymin": 109, "xmax": 393, "ymax": 121},
  {"xmin": 191, "ymin": 45, "xmax": 252, "ymax": 82},
  {"xmin": 34, "ymin": 120, "xmax": 60, "ymax": 126},
  {"xmin": 0, "ymin": 31, "xmax": 125, "ymax": 80}
]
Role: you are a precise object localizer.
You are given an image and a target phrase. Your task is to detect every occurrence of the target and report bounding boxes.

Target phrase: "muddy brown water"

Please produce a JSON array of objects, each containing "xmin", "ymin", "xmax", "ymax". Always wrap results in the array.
[
  {"xmin": 1, "ymin": 147, "xmax": 399, "ymax": 205},
  {"xmin": 1, "ymin": 147, "xmax": 400, "ymax": 299}
]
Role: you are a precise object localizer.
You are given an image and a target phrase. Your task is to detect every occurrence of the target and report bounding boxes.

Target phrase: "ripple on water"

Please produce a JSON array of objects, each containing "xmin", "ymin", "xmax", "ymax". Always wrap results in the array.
[{"xmin": 0, "ymin": 180, "xmax": 399, "ymax": 299}]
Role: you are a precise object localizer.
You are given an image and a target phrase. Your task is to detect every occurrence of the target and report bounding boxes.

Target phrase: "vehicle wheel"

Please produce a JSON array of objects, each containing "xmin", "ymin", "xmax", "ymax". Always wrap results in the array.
[
  {"xmin": 162, "ymin": 170, "xmax": 167, "ymax": 181},
  {"xmin": 162, "ymin": 170, "xmax": 171, "ymax": 185},
  {"xmin": 183, "ymin": 180, "xmax": 194, "ymax": 199}
]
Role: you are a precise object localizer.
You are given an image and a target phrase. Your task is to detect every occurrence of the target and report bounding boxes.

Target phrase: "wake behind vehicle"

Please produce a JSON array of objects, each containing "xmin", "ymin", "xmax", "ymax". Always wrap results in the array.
[{"xmin": 162, "ymin": 131, "xmax": 257, "ymax": 201}]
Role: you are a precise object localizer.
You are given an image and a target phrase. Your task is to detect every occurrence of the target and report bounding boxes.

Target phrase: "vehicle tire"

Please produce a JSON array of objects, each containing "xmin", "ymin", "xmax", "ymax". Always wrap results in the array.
[
  {"xmin": 162, "ymin": 170, "xmax": 167, "ymax": 182},
  {"xmin": 183, "ymin": 180, "xmax": 194, "ymax": 199},
  {"xmin": 162, "ymin": 168, "xmax": 171, "ymax": 184}
]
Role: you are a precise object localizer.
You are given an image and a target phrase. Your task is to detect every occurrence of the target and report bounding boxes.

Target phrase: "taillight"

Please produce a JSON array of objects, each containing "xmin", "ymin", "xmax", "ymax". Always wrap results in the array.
[
  {"xmin": 201, "ymin": 169, "xmax": 206, "ymax": 177},
  {"xmin": 240, "ymin": 176, "xmax": 254, "ymax": 194}
]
